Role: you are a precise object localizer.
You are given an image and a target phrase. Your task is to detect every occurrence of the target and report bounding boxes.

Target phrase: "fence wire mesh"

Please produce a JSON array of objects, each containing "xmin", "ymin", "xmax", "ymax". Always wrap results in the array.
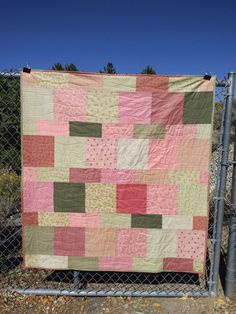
[{"xmin": 0, "ymin": 70, "xmax": 230, "ymax": 296}]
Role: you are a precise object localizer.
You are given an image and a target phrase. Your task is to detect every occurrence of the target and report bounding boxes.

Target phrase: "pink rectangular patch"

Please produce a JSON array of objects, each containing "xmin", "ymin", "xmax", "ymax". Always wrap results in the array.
[
  {"xmin": 119, "ymin": 92, "xmax": 152, "ymax": 124},
  {"xmin": 37, "ymin": 120, "xmax": 69, "ymax": 136},
  {"xmin": 116, "ymin": 228, "xmax": 147, "ymax": 257},
  {"xmin": 166, "ymin": 125, "xmax": 197, "ymax": 140},
  {"xmin": 99, "ymin": 257, "xmax": 132, "ymax": 271},
  {"xmin": 117, "ymin": 184, "xmax": 147, "ymax": 214},
  {"xmin": 102, "ymin": 124, "xmax": 133, "ymax": 139},
  {"xmin": 86, "ymin": 138, "xmax": 117, "ymax": 169},
  {"xmin": 164, "ymin": 258, "xmax": 193, "ymax": 272},
  {"xmin": 23, "ymin": 167, "xmax": 37, "ymax": 182},
  {"xmin": 147, "ymin": 185, "xmax": 178, "ymax": 215},
  {"xmin": 69, "ymin": 213, "xmax": 100, "ymax": 227},
  {"xmin": 23, "ymin": 181, "xmax": 53, "ymax": 212},
  {"xmin": 101, "ymin": 169, "xmax": 135, "ymax": 184},
  {"xmin": 151, "ymin": 91, "xmax": 184, "ymax": 125},
  {"xmin": 54, "ymin": 86, "xmax": 86, "ymax": 121},
  {"xmin": 177, "ymin": 230, "xmax": 206, "ymax": 261},
  {"xmin": 149, "ymin": 139, "xmax": 181, "ymax": 170},
  {"xmin": 54, "ymin": 227, "xmax": 85, "ymax": 256},
  {"xmin": 70, "ymin": 168, "xmax": 101, "ymax": 183}
]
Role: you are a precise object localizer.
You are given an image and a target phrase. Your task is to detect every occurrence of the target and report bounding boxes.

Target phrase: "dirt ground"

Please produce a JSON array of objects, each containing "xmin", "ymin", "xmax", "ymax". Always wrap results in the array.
[{"xmin": 0, "ymin": 291, "xmax": 236, "ymax": 314}]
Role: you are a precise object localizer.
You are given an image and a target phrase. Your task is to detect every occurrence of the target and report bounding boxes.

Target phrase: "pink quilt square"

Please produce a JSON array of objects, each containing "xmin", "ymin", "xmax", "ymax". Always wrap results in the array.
[
  {"xmin": 22, "ymin": 212, "xmax": 38, "ymax": 226},
  {"xmin": 23, "ymin": 135, "xmax": 54, "ymax": 167},
  {"xmin": 99, "ymin": 257, "xmax": 132, "ymax": 271},
  {"xmin": 23, "ymin": 181, "xmax": 53, "ymax": 212},
  {"xmin": 177, "ymin": 230, "xmax": 206, "ymax": 261},
  {"xmin": 54, "ymin": 86, "xmax": 86, "ymax": 121},
  {"xmin": 101, "ymin": 169, "xmax": 135, "ymax": 184},
  {"xmin": 163, "ymin": 258, "xmax": 193, "ymax": 272},
  {"xmin": 70, "ymin": 168, "xmax": 101, "ymax": 183},
  {"xmin": 117, "ymin": 184, "xmax": 147, "ymax": 214},
  {"xmin": 166, "ymin": 125, "xmax": 197, "ymax": 140},
  {"xmin": 23, "ymin": 167, "xmax": 37, "ymax": 182},
  {"xmin": 102, "ymin": 124, "xmax": 133, "ymax": 139},
  {"xmin": 37, "ymin": 120, "xmax": 69, "ymax": 136},
  {"xmin": 86, "ymin": 138, "xmax": 117, "ymax": 169},
  {"xmin": 151, "ymin": 91, "xmax": 184, "ymax": 125},
  {"xmin": 193, "ymin": 217, "xmax": 208, "ymax": 231},
  {"xmin": 147, "ymin": 185, "xmax": 178, "ymax": 215},
  {"xmin": 116, "ymin": 228, "xmax": 147, "ymax": 257},
  {"xmin": 69, "ymin": 213, "xmax": 100, "ymax": 227},
  {"xmin": 136, "ymin": 76, "xmax": 169, "ymax": 92},
  {"xmin": 149, "ymin": 139, "xmax": 181, "ymax": 170},
  {"xmin": 54, "ymin": 227, "xmax": 85, "ymax": 256},
  {"xmin": 119, "ymin": 92, "xmax": 152, "ymax": 124}
]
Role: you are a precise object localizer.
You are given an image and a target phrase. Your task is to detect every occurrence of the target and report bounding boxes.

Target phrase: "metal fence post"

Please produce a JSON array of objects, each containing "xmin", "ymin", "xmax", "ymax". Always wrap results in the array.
[
  {"xmin": 210, "ymin": 72, "xmax": 235, "ymax": 296},
  {"xmin": 224, "ymin": 72, "xmax": 236, "ymax": 298}
]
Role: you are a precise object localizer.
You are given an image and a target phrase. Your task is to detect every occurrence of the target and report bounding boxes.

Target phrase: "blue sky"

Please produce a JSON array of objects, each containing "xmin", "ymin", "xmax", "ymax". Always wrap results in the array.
[{"xmin": 1, "ymin": 0, "xmax": 235, "ymax": 79}]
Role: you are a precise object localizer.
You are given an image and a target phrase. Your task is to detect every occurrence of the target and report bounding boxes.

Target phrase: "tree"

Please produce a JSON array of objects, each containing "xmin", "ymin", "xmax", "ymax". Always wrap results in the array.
[
  {"xmin": 52, "ymin": 63, "xmax": 79, "ymax": 71},
  {"xmin": 52, "ymin": 63, "xmax": 64, "ymax": 70},
  {"xmin": 100, "ymin": 62, "xmax": 116, "ymax": 74},
  {"xmin": 141, "ymin": 65, "xmax": 156, "ymax": 74},
  {"xmin": 65, "ymin": 63, "xmax": 79, "ymax": 71}
]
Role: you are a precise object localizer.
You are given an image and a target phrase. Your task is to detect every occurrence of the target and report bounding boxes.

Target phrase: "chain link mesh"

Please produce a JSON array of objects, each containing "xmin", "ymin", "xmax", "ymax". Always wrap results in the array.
[{"xmin": 0, "ymin": 70, "xmax": 230, "ymax": 296}]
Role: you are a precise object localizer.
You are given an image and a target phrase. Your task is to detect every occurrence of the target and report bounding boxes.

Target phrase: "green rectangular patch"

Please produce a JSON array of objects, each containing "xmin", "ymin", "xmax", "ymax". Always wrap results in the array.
[
  {"xmin": 70, "ymin": 121, "xmax": 102, "ymax": 137},
  {"xmin": 24, "ymin": 226, "xmax": 54, "ymax": 255},
  {"xmin": 68, "ymin": 256, "xmax": 99, "ymax": 270},
  {"xmin": 183, "ymin": 92, "xmax": 213, "ymax": 124},
  {"xmin": 54, "ymin": 182, "xmax": 85, "ymax": 212},
  {"xmin": 131, "ymin": 214, "xmax": 162, "ymax": 229},
  {"xmin": 133, "ymin": 124, "xmax": 165, "ymax": 139}
]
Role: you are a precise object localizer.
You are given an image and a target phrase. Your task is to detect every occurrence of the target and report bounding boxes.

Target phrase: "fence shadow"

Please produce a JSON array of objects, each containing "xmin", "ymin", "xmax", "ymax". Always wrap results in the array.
[{"xmin": 46, "ymin": 270, "xmax": 201, "ymax": 287}]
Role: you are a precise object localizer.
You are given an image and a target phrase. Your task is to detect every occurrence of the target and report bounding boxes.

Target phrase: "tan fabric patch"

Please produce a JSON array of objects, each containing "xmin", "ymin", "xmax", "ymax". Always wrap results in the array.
[
  {"xmin": 37, "ymin": 167, "xmax": 69, "ymax": 182},
  {"xmin": 147, "ymin": 230, "xmax": 177, "ymax": 258},
  {"xmin": 133, "ymin": 258, "xmax": 163, "ymax": 272},
  {"xmin": 103, "ymin": 76, "xmax": 136, "ymax": 92},
  {"xmin": 100, "ymin": 213, "xmax": 131, "ymax": 228},
  {"xmin": 162, "ymin": 215, "xmax": 193, "ymax": 230},
  {"xmin": 85, "ymin": 184, "xmax": 116, "ymax": 213},
  {"xmin": 86, "ymin": 91, "xmax": 118, "ymax": 123},
  {"xmin": 55, "ymin": 136, "xmax": 85, "ymax": 168},
  {"xmin": 38, "ymin": 212, "xmax": 69, "ymax": 227}
]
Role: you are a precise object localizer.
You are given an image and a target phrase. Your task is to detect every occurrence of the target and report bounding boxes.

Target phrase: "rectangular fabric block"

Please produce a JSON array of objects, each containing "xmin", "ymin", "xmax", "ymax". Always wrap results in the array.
[
  {"xmin": 21, "ymin": 70, "xmax": 214, "ymax": 274},
  {"xmin": 69, "ymin": 121, "xmax": 102, "ymax": 137},
  {"xmin": 54, "ymin": 182, "xmax": 85, "ymax": 212}
]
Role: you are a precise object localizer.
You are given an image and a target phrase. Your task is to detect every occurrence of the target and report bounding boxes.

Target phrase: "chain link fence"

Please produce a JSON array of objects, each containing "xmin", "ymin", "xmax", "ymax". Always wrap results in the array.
[{"xmin": 0, "ymin": 70, "xmax": 232, "ymax": 297}]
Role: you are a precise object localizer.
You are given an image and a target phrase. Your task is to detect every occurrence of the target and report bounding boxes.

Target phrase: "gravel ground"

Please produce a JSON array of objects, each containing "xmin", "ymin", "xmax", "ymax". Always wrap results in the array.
[{"xmin": 0, "ymin": 291, "xmax": 236, "ymax": 314}]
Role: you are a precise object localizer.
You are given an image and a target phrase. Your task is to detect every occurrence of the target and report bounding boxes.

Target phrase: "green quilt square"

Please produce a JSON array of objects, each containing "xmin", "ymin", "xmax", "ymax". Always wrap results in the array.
[
  {"xmin": 54, "ymin": 182, "xmax": 85, "ymax": 212},
  {"xmin": 134, "ymin": 124, "xmax": 165, "ymax": 139},
  {"xmin": 183, "ymin": 92, "xmax": 213, "ymax": 124},
  {"xmin": 68, "ymin": 257, "xmax": 99, "ymax": 270},
  {"xmin": 70, "ymin": 121, "xmax": 102, "ymax": 137},
  {"xmin": 131, "ymin": 214, "xmax": 162, "ymax": 229},
  {"xmin": 24, "ymin": 226, "xmax": 54, "ymax": 255}
]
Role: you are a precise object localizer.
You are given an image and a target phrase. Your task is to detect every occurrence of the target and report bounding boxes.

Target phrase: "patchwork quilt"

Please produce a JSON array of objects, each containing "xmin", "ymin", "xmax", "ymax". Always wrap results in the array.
[{"xmin": 21, "ymin": 71, "xmax": 215, "ymax": 273}]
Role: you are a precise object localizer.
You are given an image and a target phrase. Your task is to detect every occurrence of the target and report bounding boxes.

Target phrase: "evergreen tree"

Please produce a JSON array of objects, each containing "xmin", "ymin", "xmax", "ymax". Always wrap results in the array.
[
  {"xmin": 52, "ymin": 63, "xmax": 79, "ymax": 71},
  {"xmin": 65, "ymin": 63, "xmax": 79, "ymax": 71},
  {"xmin": 52, "ymin": 63, "xmax": 64, "ymax": 70},
  {"xmin": 141, "ymin": 65, "xmax": 156, "ymax": 74},
  {"xmin": 100, "ymin": 62, "xmax": 116, "ymax": 74}
]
